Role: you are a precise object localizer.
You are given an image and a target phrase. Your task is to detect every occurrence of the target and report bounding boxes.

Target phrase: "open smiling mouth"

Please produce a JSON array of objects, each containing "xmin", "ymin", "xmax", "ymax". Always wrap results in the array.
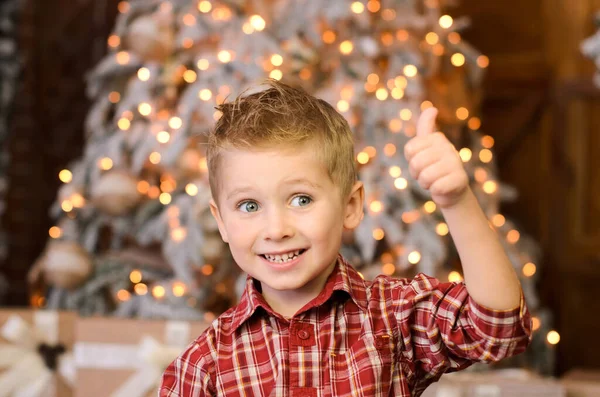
[{"xmin": 260, "ymin": 249, "xmax": 307, "ymax": 264}]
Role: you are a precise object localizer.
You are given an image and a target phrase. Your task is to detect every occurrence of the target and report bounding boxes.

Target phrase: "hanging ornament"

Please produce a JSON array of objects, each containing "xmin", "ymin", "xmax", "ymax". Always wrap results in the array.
[
  {"xmin": 40, "ymin": 241, "xmax": 93, "ymax": 290},
  {"xmin": 125, "ymin": 14, "xmax": 174, "ymax": 62},
  {"xmin": 90, "ymin": 170, "xmax": 141, "ymax": 216}
]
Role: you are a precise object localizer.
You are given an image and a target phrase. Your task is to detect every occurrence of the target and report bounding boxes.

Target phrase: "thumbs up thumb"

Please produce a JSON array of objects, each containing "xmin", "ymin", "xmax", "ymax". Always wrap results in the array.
[{"xmin": 416, "ymin": 107, "xmax": 438, "ymax": 137}]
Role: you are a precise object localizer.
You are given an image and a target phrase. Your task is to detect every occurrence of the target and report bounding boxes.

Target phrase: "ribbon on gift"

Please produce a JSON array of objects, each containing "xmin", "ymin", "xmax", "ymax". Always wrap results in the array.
[
  {"xmin": 0, "ymin": 311, "xmax": 75, "ymax": 397},
  {"xmin": 74, "ymin": 321, "xmax": 190, "ymax": 397}
]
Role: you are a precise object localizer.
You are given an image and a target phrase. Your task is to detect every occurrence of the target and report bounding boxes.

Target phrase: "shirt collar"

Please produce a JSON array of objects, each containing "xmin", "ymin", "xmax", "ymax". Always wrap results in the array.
[{"xmin": 228, "ymin": 254, "xmax": 369, "ymax": 333}]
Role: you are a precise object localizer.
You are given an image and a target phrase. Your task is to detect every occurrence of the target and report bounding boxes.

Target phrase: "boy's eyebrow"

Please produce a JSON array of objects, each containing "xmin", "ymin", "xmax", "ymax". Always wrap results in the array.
[
  {"xmin": 281, "ymin": 178, "xmax": 323, "ymax": 190},
  {"xmin": 226, "ymin": 186, "xmax": 255, "ymax": 201}
]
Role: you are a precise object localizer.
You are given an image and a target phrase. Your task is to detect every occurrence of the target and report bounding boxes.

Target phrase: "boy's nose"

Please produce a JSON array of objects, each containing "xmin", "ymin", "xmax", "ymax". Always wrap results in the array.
[{"xmin": 263, "ymin": 209, "xmax": 294, "ymax": 241}]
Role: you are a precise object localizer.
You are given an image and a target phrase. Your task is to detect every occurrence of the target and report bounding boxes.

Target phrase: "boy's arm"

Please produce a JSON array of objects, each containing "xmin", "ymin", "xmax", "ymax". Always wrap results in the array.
[{"xmin": 404, "ymin": 108, "xmax": 521, "ymax": 310}]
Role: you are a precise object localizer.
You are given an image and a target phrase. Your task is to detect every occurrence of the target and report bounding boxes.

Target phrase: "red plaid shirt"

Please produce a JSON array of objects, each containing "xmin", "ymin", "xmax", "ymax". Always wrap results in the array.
[{"xmin": 160, "ymin": 255, "xmax": 531, "ymax": 396}]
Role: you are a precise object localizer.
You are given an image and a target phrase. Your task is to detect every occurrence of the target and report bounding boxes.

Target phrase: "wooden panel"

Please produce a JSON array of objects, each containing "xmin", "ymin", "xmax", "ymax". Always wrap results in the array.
[{"xmin": 2, "ymin": 0, "xmax": 119, "ymax": 305}]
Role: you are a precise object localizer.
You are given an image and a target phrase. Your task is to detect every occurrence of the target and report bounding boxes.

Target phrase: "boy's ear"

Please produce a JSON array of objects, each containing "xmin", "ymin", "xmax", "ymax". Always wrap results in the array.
[
  {"xmin": 343, "ymin": 181, "xmax": 364, "ymax": 230},
  {"xmin": 209, "ymin": 199, "xmax": 229, "ymax": 243}
]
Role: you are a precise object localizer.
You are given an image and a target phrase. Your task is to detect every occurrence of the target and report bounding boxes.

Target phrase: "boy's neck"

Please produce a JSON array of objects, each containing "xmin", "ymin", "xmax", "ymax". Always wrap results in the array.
[{"xmin": 259, "ymin": 260, "xmax": 337, "ymax": 319}]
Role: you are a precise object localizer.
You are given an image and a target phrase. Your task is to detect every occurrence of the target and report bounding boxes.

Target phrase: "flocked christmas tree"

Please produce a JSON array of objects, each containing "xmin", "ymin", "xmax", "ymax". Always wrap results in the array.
[{"xmin": 30, "ymin": 0, "xmax": 556, "ymax": 373}]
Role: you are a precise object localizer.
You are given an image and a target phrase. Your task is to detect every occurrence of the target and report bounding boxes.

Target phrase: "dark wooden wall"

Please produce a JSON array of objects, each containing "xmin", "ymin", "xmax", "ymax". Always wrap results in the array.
[
  {"xmin": 1, "ymin": 0, "xmax": 119, "ymax": 305},
  {"xmin": 454, "ymin": 0, "xmax": 600, "ymax": 374}
]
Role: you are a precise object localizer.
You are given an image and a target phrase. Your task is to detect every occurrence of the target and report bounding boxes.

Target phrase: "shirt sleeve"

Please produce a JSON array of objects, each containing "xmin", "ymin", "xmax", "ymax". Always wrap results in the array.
[
  {"xmin": 158, "ymin": 333, "xmax": 216, "ymax": 397},
  {"xmin": 391, "ymin": 273, "xmax": 532, "ymax": 391}
]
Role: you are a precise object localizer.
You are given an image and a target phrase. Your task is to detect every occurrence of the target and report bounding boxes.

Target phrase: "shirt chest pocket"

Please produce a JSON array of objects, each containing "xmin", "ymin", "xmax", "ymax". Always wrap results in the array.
[{"xmin": 327, "ymin": 333, "xmax": 395, "ymax": 397}]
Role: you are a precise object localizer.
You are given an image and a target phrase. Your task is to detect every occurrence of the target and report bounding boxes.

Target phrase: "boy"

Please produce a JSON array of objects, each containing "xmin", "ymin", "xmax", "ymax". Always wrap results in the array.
[{"xmin": 160, "ymin": 80, "xmax": 531, "ymax": 396}]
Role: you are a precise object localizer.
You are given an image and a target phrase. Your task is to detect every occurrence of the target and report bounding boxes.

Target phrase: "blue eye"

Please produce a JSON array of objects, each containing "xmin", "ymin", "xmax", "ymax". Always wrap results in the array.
[
  {"xmin": 238, "ymin": 201, "xmax": 259, "ymax": 212},
  {"xmin": 290, "ymin": 195, "xmax": 312, "ymax": 207}
]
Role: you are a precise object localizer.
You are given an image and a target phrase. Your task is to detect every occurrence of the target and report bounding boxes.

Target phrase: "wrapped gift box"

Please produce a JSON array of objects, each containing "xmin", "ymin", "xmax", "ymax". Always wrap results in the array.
[
  {"xmin": 74, "ymin": 316, "xmax": 210, "ymax": 397},
  {"xmin": 422, "ymin": 369, "xmax": 566, "ymax": 397},
  {"xmin": 0, "ymin": 309, "xmax": 76, "ymax": 397},
  {"xmin": 561, "ymin": 369, "xmax": 600, "ymax": 397}
]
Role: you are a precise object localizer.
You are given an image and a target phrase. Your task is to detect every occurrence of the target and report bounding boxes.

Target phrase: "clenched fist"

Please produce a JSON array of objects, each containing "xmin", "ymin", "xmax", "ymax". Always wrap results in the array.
[{"xmin": 404, "ymin": 107, "xmax": 470, "ymax": 209}]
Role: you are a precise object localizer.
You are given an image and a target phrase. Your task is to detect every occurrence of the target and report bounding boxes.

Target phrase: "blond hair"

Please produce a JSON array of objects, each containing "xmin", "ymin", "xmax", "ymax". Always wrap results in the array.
[{"xmin": 207, "ymin": 79, "xmax": 356, "ymax": 200}]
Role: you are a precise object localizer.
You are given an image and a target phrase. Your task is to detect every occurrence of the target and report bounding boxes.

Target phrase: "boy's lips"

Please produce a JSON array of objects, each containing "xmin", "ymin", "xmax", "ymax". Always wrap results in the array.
[{"xmin": 258, "ymin": 248, "xmax": 308, "ymax": 264}]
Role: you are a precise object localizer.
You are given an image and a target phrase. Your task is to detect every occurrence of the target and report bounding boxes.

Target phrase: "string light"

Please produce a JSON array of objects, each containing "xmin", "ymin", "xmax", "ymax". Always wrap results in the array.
[
  {"xmin": 249, "ymin": 15, "xmax": 266, "ymax": 31},
  {"xmin": 186, "ymin": 183, "xmax": 199, "ymax": 196},
  {"xmin": 137, "ymin": 180, "xmax": 150, "ymax": 194},
  {"xmin": 340, "ymin": 40, "xmax": 354, "ymax": 54},
  {"xmin": 138, "ymin": 102, "xmax": 152, "ymax": 116},
  {"xmin": 481, "ymin": 135, "xmax": 494, "ymax": 148},
  {"xmin": 479, "ymin": 149, "xmax": 493, "ymax": 163},
  {"xmin": 351, "ymin": 2, "xmax": 364, "ymax": 13},
  {"xmin": 115, "ymin": 51, "xmax": 130, "ymax": 65},
  {"xmin": 383, "ymin": 143, "xmax": 396, "ymax": 156},
  {"xmin": 402, "ymin": 210, "xmax": 420, "ymax": 223},
  {"xmin": 198, "ymin": 0, "xmax": 212, "ymax": 13},
  {"xmin": 134, "ymin": 283, "xmax": 148, "ymax": 295},
  {"xmin": 389, "ymin": 166, "xmax": 402, "ymax": 178},
  {"xmin": 403, "ymin": 65, "xmax": 417, "ymax": 77},
  {"xmin": 129, "ymin": 270, "xmax": 142, "ymax": 284},
  {"xmin": 171, "ymin": 227, "xmax": 187, "ymax": 242},
  {"xmin": 337, "ymin": 100, "xmax": 349, "ymax": 112},
  {"xmin": 201, "ymin": 264, "xmax": 214, "ymax": 275},
  {"xmin": 159, "ymin": 193, "xmax": 172, "ymax": 205},
  {"xmin": 389, "ymin": 119, "xmax": 402, "ymax": 132},
  {"xmin": 109, "ymin": 92, "xmax": 120, "ymax": 103},
  {"xmin": 197, "ymin": 58, "xmax": 210, "ymax": 70},
  {"xmin": 477, "ymin": 55, "xmax": 490, "ymax": 68},
  {"xmin": 468, "ymin": 117, "xmax": 482, "ymax": 130},
  {"xmin": 269, "ymin": 69, "xmax": 283, "ymax": 80},
  {"xmin": 492, "ymin": 214, "xmax": 506, "ymax": 227},
  {"xmin": 59, "ymin": 169, "xmax": 72, "ymax": 183},
  {"xmin": 507, "ymin": 230, "xmax": 520, "ymax": 243},
  {"xmin": 173, "ymin": 282, "xmax": 187, "ymax": 297},
  {"xmin": 357, "ymin": 152, "xmax": 369, "ymax": 164},
  {"xmin": 547, "ymin": 330, "xmax": 560, "ymax": 345},
  {"xmin": 382, "ymin": 9, "xmax": 396, "ymax": 21},
  {"xmin": 436, "ymin": 222, "xmax": 449, "ymax": 236},
  {"xmin": 523, "ymin": 262, "xmax": 537, "ymax": 277},
  {"xmin": 322, "ymin": 30, "xmax": 336, "ymax": 44},
  {"xmin": 217, "ymin": 50, "xmax": 233, "ymax": 63},
  {"xmin": 157, "ymin": 131, "xmax": 170, "ymax": 143},
  {"xmin": 532, "ymin": 317, "xmax": 541, "ymax": 331},
  {"xmin": 183, "ymin": 13, "xmax": 196, "ymax": 26},
  {"xmin": 367, "ymin": 0, "xmax": 380, "ymax": 13},
  {"xmin": 199, "ymin": 157, "xmax": 208, "ymax": 171},
  {"xmin": 425, "ymin": 32, "xmax": 439, "ymax": 45},
  {"xmin": 439, "ymin": 15, "xmax": 453, "ymax": 29},
  {"xmin": 370, "ymin": 200, "xmax": 383, "ymax": 213},
  {"xmin": 137, "ymin": 67, "xmax": 151, "ymax": 81},
  {"xmin": 382, "ymin": 263, "xmax": 395, "ymax": 275},
  {"xmin": 459, "ymin": 148, "xmax": 472, "ymax": 162},
  {"xmin": 373, "ymin": 228, "xmax": 385, "ymax": 240},
  {"xmin": 448, "ymin": 271, "xmax": 463, "ymax": 282},
  {"xmin": 108, "ymin": 35, "xmax": 120, "ymax": 48},
  {"xmin": 423, "ymin": 201, "xmax": 436, "ymax": 213},
  {"xmin": 183, "ymin": 69, "xmax": 197, "ymax": 83},
  {"xmin": 117, "ymin": 289, "xmax": 131, "ymax": 302},
  {"xmin": 394, "ymin": 177, "xmax": 408, "ymax": 189},
  {"xmin": 400, "ymin": 109, "xmax": 412, "ymax": 120},
  {"xmin": 448, "ymin": 32, "xmax": 461, "ymax": 44},
  {"xmin": 49, "ymin": 226, "xmax": 62, "ymax": 238},
  {"xmin": 149, "ymin": 152, "xmax": 161, "ymax": 165},
  {"xmin": 408, "ymin": 251, "xmax": 421, "ymax": 264},
  {"xmin": 99, "ymin": 157, "xmax": 113, "ymax": 170},
  {"xmin": 376, "ymin": 88, "xmax": 389, "ymax": 100},
  {"xmin": 152, "ymin": 285, "xmax": 166, "ymax": 299},
  {"xmin": 456, "ymin": 107, "xmax": 469, "ymax": 120},
  {"xmin": 396, "ymin": 29, "xmax": 409, "ymax": 41},
  {"xmin": 118, "ymin": 1, "xmax": 130, "ymax": 13}
]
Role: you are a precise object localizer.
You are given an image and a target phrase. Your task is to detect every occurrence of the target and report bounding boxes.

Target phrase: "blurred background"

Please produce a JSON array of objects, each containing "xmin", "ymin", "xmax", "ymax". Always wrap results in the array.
[{"xmin": 0, "ymin": 0, "xmax": 599, "ymax": 388}]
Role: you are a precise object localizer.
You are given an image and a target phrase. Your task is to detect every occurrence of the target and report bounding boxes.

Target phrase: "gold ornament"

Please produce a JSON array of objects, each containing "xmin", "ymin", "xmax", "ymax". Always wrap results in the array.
[
  {"xmin": 125, "ymin": 15, "xmax": 173, "ymax": 62},
  {"xmin": 90, "ymin": 170, "xmax": 141, "ymax": 216},
  {"xmin": 41, "ymin": 241, "xmax": 93, "ymax": 290}
]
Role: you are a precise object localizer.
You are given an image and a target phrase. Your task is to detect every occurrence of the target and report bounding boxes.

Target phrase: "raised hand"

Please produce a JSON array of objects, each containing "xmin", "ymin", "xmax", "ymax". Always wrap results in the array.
[{"xmin": 404, "ymin": 107, "xmax": 469, "ymax": 209}]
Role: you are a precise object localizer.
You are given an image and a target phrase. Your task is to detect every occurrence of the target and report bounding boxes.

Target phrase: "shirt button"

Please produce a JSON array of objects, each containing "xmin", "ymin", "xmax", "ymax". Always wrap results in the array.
[{"xmin": 297, "ymin": 329, "xmax": 310, "ymax": 340}]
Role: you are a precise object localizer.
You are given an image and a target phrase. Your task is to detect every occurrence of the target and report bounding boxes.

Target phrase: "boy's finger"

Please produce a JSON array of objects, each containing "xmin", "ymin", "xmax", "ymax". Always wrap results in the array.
[{"xmin": 416, "ymin": 107, "xmax": 438, "ymax": 137}]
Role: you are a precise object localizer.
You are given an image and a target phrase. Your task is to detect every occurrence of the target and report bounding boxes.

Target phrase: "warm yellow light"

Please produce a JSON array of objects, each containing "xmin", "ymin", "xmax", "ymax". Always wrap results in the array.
[
  {"xmin": 396, "ymin": 29, "xmax": 409, "ymax": 41},
  {"xmin": 149, "ymin": 152, "xmax": 161, "ymax": 165},
  {"xmin": 402, "ymin": 211, "xmax": 420, "ymax": 224},
  {"xmin": 384, "ymin": 144, "xmax": 396, "ymax": 157},
  {"xmin": 159, "ymin": 193, "xmax": 172, "ymax": 205},
  {"xmin": 389, "ymin": 166, "xmax": 402, "ymax": 178},
  {"xmin": 482, "ymin": 180, "xmax": 497, "ymax": 194},
  {"xmin": 474, "ymin": 167, "xmax": 488, "ymax": 183},
  {"xmin": 157, "ymin": 131, "xmax": 170, "ymax": 144},
  {"xmin": 395, "ymin": 76, "xmax": 408, "ymax": 88},
  {"xmin": 507, "ymin": 229, "xmax": 520, "ymax": 244},
  {"xmin": 481, "ymin": 135, "xmax": 494, "ymax": 149},
  {"xmin": 477, "ymin": 55, "xmax": 490, "ymax": 68},
  {"xmin": 130, "ymin": 270, "xmax": 142, "ymax": 284},
  {"xmin": 116, "ymin": 51, "xmax": 130, "ymax": 65},
  {"xmin": 456, "ymin": 107, "xmax": 469, "ymax": 120},
  {"xmin": 373, "ymin": 228, "xmax": 385, "ymax": 240},
  {"xmin": 451, "ymin": 53, "xmax": 466, "ymax": 67},
  {"xmin": 198, "ymin": 0, "xmax": 212, "ymax": 13},
  {"xmin": 108, "ymin": 35, "xmax": 120, "ymax": 48},
  {"xmin": 270, "ymin": 54, "xmax": 283, "ymax": 67},
  {"xmin": 391, "ymin": 87, "xmax": 404, "ymax": 99},
  {"xmin": 382, "ymin": 263, "xmax": 396, "ymax": 275},
  {"xmin": 382, "ymin": 9, "xmax": 396, "ymax": 21},
  {"xmin": 403, "ymin": 65, "xmax": 418, "ymax": 77},
  {"xmin": 408, "ymin": 251, "xmax": 421, "ymax": 264},
  {"xmin": 400, "ymin": 109, "xmax": 412, "ymax": 121},
  {"xmin": 250, "ymin": 15, "xmax": 266, "ymax": 31},
  {"xmin": 436, "ymin": 222, "xmax": 449, "ymax": 236},
  {"xmin": 171, "ymin": 227, "xmax": 187, "ymax": 242},
  {"xmin": 367, "ymin": 0, "xmax": 380, "ymax": 12},
  {"xmin": 523, "ymin": 262, "xmax": 537, "ymax": 277},
  {"xmin": 363, "ymin": 146, "xmax": 376, "ymax": 158},
  {"xmin": 425, "ymin": 32, "xmax": 439, "ymax": 45},
  {"xmin": 138, "ymin": 102, "xmax": 152, "ymax": 116},
  {"xmin": 547, "ymin": 330, "xmax": 560, "ymax": 345},
  {"xmin": 148, "ymin": 186, "xmax": 160, "ymax": 199},
  {"xmin": 172, "ymin": 282, "xmax": 187, "ymax": 297},
  {"xmin": 367, "ymin": 73, "xmax": 379, "ymax": 85},
  {"xmin": 137, "ymin": 180, "xmax": 150, "ymax": 194},
  {"xmin": 433, "ymin": 43, "xmax": 445, "ymax": 56},
  {"xmin": 186, "ymin": 183, "xmax": 199, "ymax": 196},
  {"xmin": 183, "ymin": 69, "xmax": 197, "ymax": 83},
  {"xmin": 109, "ymin": 91, "xmax": 121, "ymax": 103},
  {"xmin": 370, "ymin": 200, "xmax": 383, "ymax": 213},
  {"xmin": 117, "ymin": 289, "xmax": 130, "ymax": 302},
  {"xmin": 459, "ymin": 148, "xmax": 472, "ymax": 162},
  {"xmin": 182, "ymin": 38, "xmax": 194, "ymax": 49},
  {"xmin": 340, "ymin": 40, "xmax": 354, "ymax": 54},
  {"xmin": 468, "ymin": 117, "xmax": 482, "ymax": 130},
  {"xmin": 166, "ymin": 117, "xmax": 181, "ymax": 130},
  {"xmin": 479, "ymin": 149, "xmax": 493, "ymax": 163},
  {"xmin": 532, "ymin": 316, "xmax": 541, "ymax": 331},
  {"xmin": 197, "ymin": 58, "xmax": 210, "ymax": 70},
  {"xmin": 322, "ymin": 30, "xmax": 336, "ymax": 44},
  {"xmin": 71, "ymin": 193, "xmax": 85, "ymax": 208},
  {"xmin": 335, "ymin": 100, "xmax": 349, "ymax": 113},
  {"xmin": 424, "ymin": 201, "xmax": 436, "ymax": 213},
  {"xmin": 99, "ymin": 157, "xmax": 113, "ymax": 170},
  {"xmin": 448, "ymin": 271, "xmax": 463, "ymax": 282},
  {"xmin": 448, "ymin": 32, "xmax": 461, "ymax": 44},
  {"xmin": 137, "ymin": 67, "xmax": 151, "ymax": 81},
  {"xmin": 269, "ymin": 69, "xmax": 283, "ymax": 80},
  {"xmin": 439, "ymin": 15, "xmax": 453, "ymax": 29},
  {"xmin": 58, "ymin": 169, "xmax": 73, "ymax": 183},
  {"xmin": 492, "ymin": 214, "xmax": 506, "ymax": 227},
  {"xmin": 198, "ymin": 88, "xmax": 213, "ymax": 101},
  {"xmin": 152, "ymin": 285, "xmax": 166, "ymax": 299},
  {"xmin": 183, "ymin": 13, "xmax": 196, "ymax": 26},
  {"xmin": 118, "ymin": 1, "xmax": 130, "ymax": 13},
  {"xmin": 134, "ymin": 283, "xmax": 148, "ymax": 295},
  {"xmin": 421, "ymin": 100, "xmax": 434, "ymax": 110},
  {"xmin": 217, "ymin": 50, "xmax": 232, "ymax": 63},
  {"xmin": 49, "ymin": 226, "xmax": 62, "ymax": 238},
  {"xmin": 376, "ymin": 88, "xmax": 388, "ymax": 100},
  {"xmin": 160, "ymin": 179, "xmax": 176, "ymax": 193},
  {"xmin": 351, "ymin": 1, "xmax": 365, "ymax": 13},
  {"xmin": 389, "ymin": 119, "xmax": 403, "ymax": 133},
  {"xmin": 357, "ymin": 152, "xmax": 370, "ymax": 164},
  {"xmin": 394, "ymin": 178, "xmax": 408, "ymax": 190},
  {"xmin": 117, "ymin": 117, "xmax": 131, "ymax": 131},
  {"xmin": 199, "ymin": 157, "xmax": 208, "ymax": 171}
]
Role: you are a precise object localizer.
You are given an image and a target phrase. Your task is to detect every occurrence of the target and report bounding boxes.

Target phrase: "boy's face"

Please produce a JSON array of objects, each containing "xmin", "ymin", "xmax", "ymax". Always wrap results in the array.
[{"xmin": 209, "ymin": 144, "xmax": 363, "ymax": 307}]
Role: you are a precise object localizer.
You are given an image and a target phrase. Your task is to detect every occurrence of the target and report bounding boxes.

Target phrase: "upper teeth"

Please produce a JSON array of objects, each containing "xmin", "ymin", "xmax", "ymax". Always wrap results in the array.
[{"xmin": 264, "ymin": 250, "xmax": 301, "ymax": 262}]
